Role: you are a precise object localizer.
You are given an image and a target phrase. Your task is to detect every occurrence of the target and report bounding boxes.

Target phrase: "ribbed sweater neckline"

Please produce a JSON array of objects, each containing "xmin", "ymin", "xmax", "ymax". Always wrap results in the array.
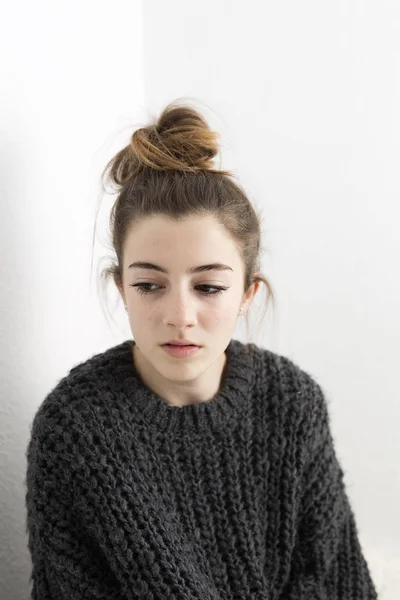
[{"xmin": 102, "ymin": 337, "xmax": 258, "ymax": 435}]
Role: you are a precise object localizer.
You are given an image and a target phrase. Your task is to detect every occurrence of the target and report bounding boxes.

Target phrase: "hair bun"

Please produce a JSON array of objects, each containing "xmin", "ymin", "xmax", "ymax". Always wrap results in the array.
[{"xmin": 104, "ymin": 100, "xmax": 230, "ymax": 188}]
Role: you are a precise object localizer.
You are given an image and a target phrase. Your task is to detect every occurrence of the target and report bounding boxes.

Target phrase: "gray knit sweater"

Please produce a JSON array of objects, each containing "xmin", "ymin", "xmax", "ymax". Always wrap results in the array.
[{"xmin": 25, "ymin": 338, "xmax": 378, "ymax": 599}]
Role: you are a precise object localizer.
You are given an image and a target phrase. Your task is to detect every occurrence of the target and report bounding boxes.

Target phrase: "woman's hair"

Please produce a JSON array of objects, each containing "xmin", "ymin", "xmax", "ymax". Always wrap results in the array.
[{"xmin": 93, "ymin": 99, "xmax": 275, "ymax": 344}]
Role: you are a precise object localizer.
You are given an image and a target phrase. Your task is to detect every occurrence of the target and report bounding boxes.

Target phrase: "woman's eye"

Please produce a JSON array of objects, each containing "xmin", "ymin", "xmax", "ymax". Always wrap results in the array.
[{"xmin": 129, "ymin": 283, "xmax": 228, "ymax": 297}]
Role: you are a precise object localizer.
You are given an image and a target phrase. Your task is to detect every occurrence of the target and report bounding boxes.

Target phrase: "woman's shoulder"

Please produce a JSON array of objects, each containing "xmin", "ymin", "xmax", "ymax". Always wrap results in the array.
[
  {"xmin": 30, "ymin": 341, "xmax": 126, "ymax": 429},
  {"xmin": 27, "ymin": 346, "xmax": 118, "ymax": 466},
  {"xmin": 251, "ymin": 342, "xmax": 329, "ymax": 418}
]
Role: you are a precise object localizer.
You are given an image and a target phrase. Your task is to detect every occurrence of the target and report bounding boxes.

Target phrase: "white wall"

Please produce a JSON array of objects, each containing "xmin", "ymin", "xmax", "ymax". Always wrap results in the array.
[
  {"xmin": 142, "ymin": 1, "xmax": 399, "ymax": 596},
  {"xmin": 0, "ymin": 1, "xmax": 144, "ymax": 598}
]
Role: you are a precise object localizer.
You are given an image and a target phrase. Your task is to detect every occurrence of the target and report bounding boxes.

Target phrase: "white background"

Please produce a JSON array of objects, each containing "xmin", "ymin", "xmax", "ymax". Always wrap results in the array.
[{"xmin": 0, "ymin": 1, "xmax": 398, "ymax": 597}]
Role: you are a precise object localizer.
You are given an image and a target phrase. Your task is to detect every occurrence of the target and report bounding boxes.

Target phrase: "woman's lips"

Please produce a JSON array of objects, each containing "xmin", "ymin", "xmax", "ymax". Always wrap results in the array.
[{"xmin": 161, "ymin": 344, "xmax": 201, "ymax": 358}]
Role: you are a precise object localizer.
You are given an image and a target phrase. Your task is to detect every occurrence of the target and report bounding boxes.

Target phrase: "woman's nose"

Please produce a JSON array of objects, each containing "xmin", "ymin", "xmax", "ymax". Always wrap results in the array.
[{"xmin": 163, "ymin": 296, "xmax": 197, "ymax": 326}]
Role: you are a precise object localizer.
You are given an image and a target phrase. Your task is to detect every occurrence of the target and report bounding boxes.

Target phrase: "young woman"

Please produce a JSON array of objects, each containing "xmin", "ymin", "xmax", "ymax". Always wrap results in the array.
[{"xmin": 25, "ymin": 100, "xmax": 378, "ymax": 599}]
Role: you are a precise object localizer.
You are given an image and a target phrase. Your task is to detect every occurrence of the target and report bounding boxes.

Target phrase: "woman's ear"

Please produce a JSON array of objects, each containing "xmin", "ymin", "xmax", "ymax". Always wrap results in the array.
[
  {"xmin": 113, "ymin": 273, "xmax": 125, "ymax": 305},
  {"xmin": 242, "ymin": 277, "xmax": 261, "ymax": 311}
]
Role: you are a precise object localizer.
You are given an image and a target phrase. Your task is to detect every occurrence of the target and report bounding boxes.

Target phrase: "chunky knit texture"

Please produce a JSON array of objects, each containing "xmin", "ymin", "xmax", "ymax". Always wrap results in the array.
[{"xmin": 25, "ymin": 338, "xmax": 377, "ymax": 599}]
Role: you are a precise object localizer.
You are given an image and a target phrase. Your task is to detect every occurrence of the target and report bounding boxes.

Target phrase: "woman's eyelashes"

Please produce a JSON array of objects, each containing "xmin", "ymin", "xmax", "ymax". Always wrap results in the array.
[{"xmin": 130, "ymin": 283, "xmax": 229, "ymax": 297}]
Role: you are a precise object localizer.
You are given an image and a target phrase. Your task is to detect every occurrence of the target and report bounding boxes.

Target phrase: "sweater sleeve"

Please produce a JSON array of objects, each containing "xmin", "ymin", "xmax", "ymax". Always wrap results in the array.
[
  {"xmin": 25, "ymin": 393, "xmax": 221, "ymax": 600},
  {"xmin": 279, "ymin": 377, "xmax": 378, "ymax": 600},
  {"xmin": 25, "ymin": 399, "xmax": 126, "ymax": 600}
]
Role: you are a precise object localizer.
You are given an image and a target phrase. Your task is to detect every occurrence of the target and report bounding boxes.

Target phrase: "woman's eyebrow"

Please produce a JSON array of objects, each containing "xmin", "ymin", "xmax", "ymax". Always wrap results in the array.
[{"xmin": 128, "ymin": 261, "xmax": 233, "ymax": 275}]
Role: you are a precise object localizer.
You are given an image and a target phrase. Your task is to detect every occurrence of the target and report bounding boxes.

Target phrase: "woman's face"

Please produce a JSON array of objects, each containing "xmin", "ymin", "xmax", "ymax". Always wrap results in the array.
[{"xmin": 116, "ymin": 214, "xmax": 259, "ymax": 383}]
